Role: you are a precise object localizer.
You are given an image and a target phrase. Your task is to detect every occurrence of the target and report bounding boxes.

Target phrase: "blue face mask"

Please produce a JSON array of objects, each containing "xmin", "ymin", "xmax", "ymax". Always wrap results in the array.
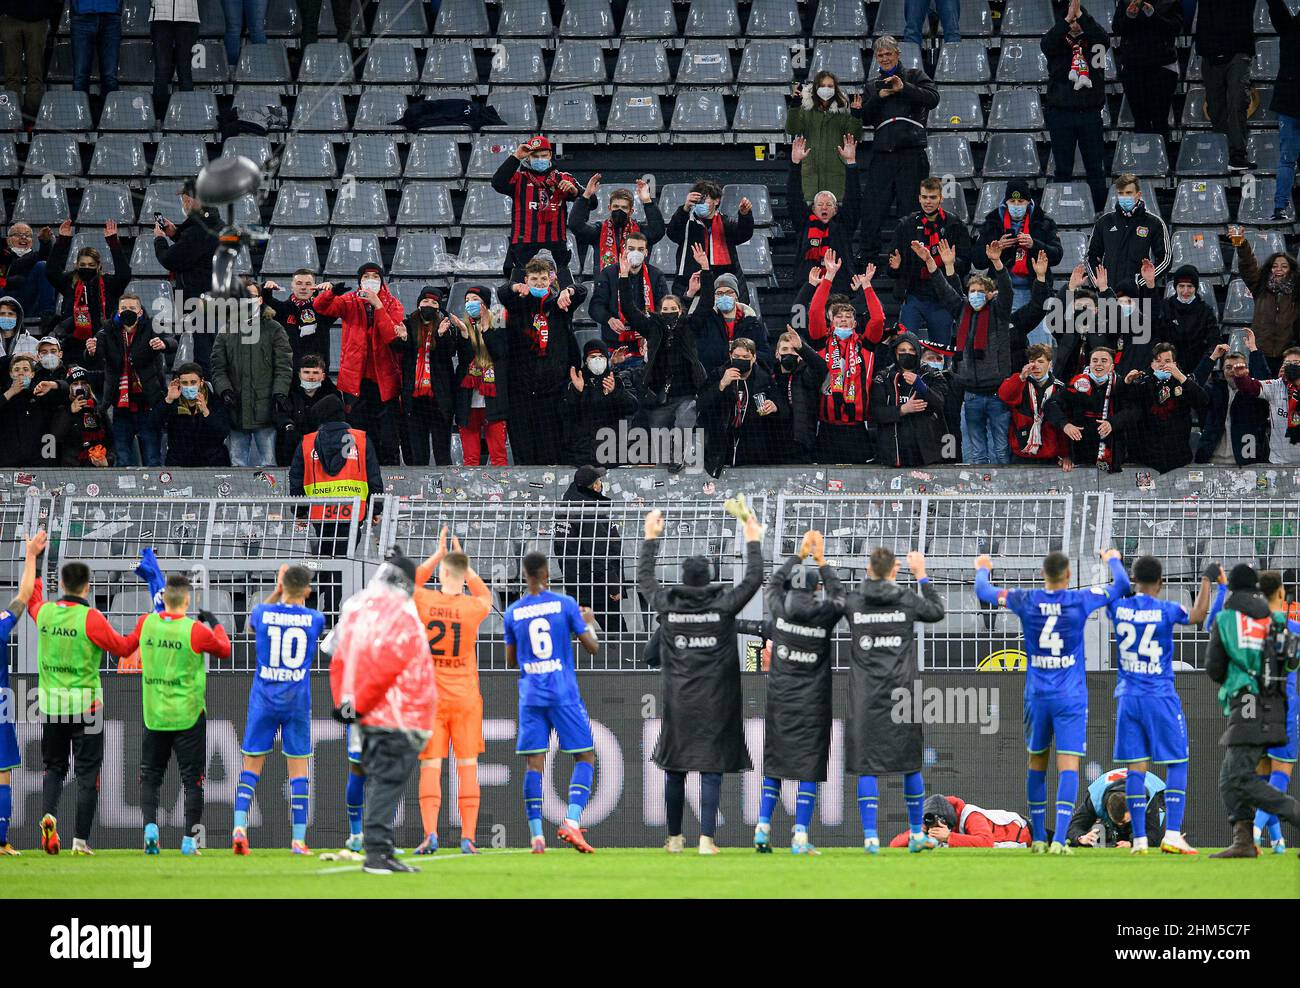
[
  {"xmin": 180, "ymin": 384, "xmax": 200, "ymax": 400},
  {"xmin": 1117, "ymin": 195, "xmax": 1137, "ymax": 213},
  {"xmin": 968, "ymin": 292, "xmax": 987, "ymax": 310},
  {"xmin": 1006, "ymin": 202, "xmax": 1028, "ymax": 221},
  {"xmin": 1152, "ymin": 369, "xmax": 1172, "ymax": 382},
  {"xmin": 465, "ymin": 299, "xmax": 482, "ymax": 317},
  {"xmin": 529, "ymin": 157, "xmax": 551, "ymax": 172},
  {"xmin": 716, "ymin": 295, "xmax": 735, "ymax": 314},
  {"xmin": 18, "ymin": 376, "xmax": 32, "ymax": 389},
  {"xmin": 923, "ymin": 360, "xmax": 945, "ymax": 373},
  {"xmin": 0, "ymin": 316, "xmax": 15, "ymax": 332},
  {"xmin": 833, "ymin": 326, "xmax": 854, "ymax": 340},
  {"xmin": 693, "ymin": 202, "xmax": 712, "ymax": 219},
  {"xmin": 1088, "ymin": 369, "xmax": 1111, "ymax": 384},
  {"xmin": 528, "ymin": 285, "xmax": 549, "ymax": 299}
]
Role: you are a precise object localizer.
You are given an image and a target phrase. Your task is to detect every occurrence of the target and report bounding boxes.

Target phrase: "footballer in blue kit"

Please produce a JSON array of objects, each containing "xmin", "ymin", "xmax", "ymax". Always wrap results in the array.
[
  {"xmin": 0, "ymin": 531, "xmax": 47, "ymax": 855},
  {"xmin": 975, "ymin": 548, "xmax": 1130, "ymax": 854},
  {"xmin": 504, "ymin": 551, "xmax": 601, "ymax": 853},
  {"xmin": 232, "ymin": 566, "xmax": 326, "ymax": 855},
  {"xmin": 1103, "ymin": 556, "xmax": 1220, "ymax": 855}
]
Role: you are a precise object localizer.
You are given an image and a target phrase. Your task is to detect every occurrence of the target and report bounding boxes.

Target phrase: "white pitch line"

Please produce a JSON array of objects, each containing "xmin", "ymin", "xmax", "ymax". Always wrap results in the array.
[{"xmin": 317, "ymin": 848, "xmax": 532, "ymax": 875}]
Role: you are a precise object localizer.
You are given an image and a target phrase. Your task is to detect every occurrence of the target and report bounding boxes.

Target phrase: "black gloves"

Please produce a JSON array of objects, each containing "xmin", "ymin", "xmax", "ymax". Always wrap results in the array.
[
  {"xmin": 274, "ymin": 393, "xmax": 292, "ymax": 416},
  {"xmin": 196, "ymin": 609, "xmax": 219, "ymax": 627},
  {"xmin": 221, "ymin": 391, "xmax": 237, "ymax": 414},
  {"xmin": 331, "ymin": 705, "xmax": 358, "ymax": 724},
  {"xmin": 1203, "ymin": 562, "xmax": 1223, "ymax": 582}
]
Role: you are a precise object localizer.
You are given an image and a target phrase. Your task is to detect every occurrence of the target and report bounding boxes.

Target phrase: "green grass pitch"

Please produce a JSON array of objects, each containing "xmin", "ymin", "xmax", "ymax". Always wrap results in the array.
[{"xmin": 4, "ymin": 846, "xmax": 1297, "ymax": 898}]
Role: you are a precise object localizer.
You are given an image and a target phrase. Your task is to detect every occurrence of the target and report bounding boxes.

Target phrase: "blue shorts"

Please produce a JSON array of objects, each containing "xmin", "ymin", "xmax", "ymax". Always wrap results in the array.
[
  {"xmin": 241, "ymin": 693, "xmax": 312, "ymax": 759},
  {"xmin": 1024, "ymin": 695, "xmax": 1088, "ymax": 757},
  {"xmin": 1267, "ymin": 693, "xmax": 1298, "ymax": 763},
  {"xmin": 516, "ymin": 701, "xmax": 594, "ymax": 755},
  {"xmin": 346, "ymin": 724, "xmax": 362, "ymax": 765},
  {"xmin": 0, "ymin": 721, "xmax": 18, "ymax": 771},
  {"xmin": 1113, "ymin": 693, "xmax": 1189, "ymax": 765}
]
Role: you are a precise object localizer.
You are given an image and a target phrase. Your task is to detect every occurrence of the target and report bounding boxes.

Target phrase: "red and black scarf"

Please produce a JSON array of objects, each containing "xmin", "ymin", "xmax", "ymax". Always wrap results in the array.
[
  {"xmin": 615, "ymin": 266, "xmax": 655, "ymax": 356},
  {"xmin": 917, "ymin": 210, "xmax": 946, "ymax": 281},
  {"xmin": 821, "ymin": 334, "xmax": 871, "ymax": 424},
  {"xmin": 700, "ymin": 214, "xmax": 733, "ymax": 268},
  {"xmin": 524, "ymin": 294, "xmax": 551, "ymax": 355},
  {"xmin": 1022, "ymin": 377, "xmax": 1056, "ymax": 455},
  {"xmin": 955, "ymin": 305, "xmax": 992, "ymax": 361},
  {"xmin": 1002, "ymin": 209, "xmax": 1031, "ymax": 278},
  {"xmin": 72, "ymin": 277, "xmax": 107, "ymax": 342},
  {"xmin": 413, "ymin": 323, "xmax": 435, "ymax": 399},
  {"xmin": 116, "ymin": 328, "xmax": 143, "ymax": 411},
  {"xmin": 804, "ymin": 213, "xmax": 831, "ymax": 264},
  {"xmin": 598, "ymin": 216, "xmax": 640, "ymax": 271}
]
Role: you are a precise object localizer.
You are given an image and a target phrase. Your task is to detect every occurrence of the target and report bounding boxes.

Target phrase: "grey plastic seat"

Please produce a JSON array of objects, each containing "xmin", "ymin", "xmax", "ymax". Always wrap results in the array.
[
  {"xmin": 342, "ymin": 135, "xmax": 402, "ymax": 180},
  {"xmin": 61, "ymin": 232, "xmax": 118, "ymax": 274},
  {"xmin": 392, "ymin": 233, "xmax": 456, "ymax": 276},
  {"xmin": 461, "ymin": 183, "xmax": 512, "ymax": 225},
  {"xmin": 988, "ymin": 89, "xmax": 1044, "ymax": 131},
  {"xmin": 672, "ymin": 92, "xmax": 729, "ymax": 134},
  {"xmin": 486, "ymin": 92, "xmax": 539, "ymax": 130},
  {"xmin": 1181, "ymin": 86, "xmax": 1211, "ymax": 129},
  {"xmin": 1103, "ymin": 179, "xmax": 1162, "ymax": 217},
  {"xmin": 455, "ymin": 230, "xmax": 511, "ymax": 275},
  {"xmin": 720, "ymin": 184, "xmax": 770, "ymax": 224},
  {"xmin": 353, "ymin": 90, "xmax": 408, "ymax": 132},
  {"xmin": 99, "ymin": 90, "xmax": 155, "ymax": 131},
  {"xmin": 686, "ymin": 0, "xmax": 741, "ymax": 37},
  {"xmin": 1001, "ymin": 0, "xmax": 1054, "ymax": 35},
  {"xmin": 363, "ymin": 42, "xmax": 419, "ymax": 86},
  {"xmin": 873, "ymin": 0, "xmax": 907, "ymax": 35},
  {"xmin": 279, "ymin": 135, "xmax": 338, "ymax": 179},
  {"xmin": 129, "ymin": 234, "xmax": 168, "ymax": 276},
  {"xmin": 190, "ymin": 41, "xmax": 230, "ymax": 85},
  {"xmin": 24, "ymin": 135, "xmax": 82, "ymax": 177},
  {"xmin": 35, "ymin": 91, "xmax": 93, "ymax": 132},
  {"xmin": 551, "ymin": 42, "xmax": 608, "ymax": 87},
  {"xmin": 993, "ymin": 41, "xmax": 1047, "ymax": 85},
  {"xmin": 982, "ymin": 133, "xmax": 1040, "ymax": 179},
  {"xmin": 1256, "ymin": 0, "xmax": 1279, "ymax": 33},
  {"xmin": 222, "ymin": 136, "xmax": 273, "ymax": 170},
  {"xmin": 926, "ymin": 134, "xmax": 976, "ymax": 183},
  {"xmin": 235, "ymin": 44, "xmax": 292, "ymax": 85},
  {"xmin": 813, "ymin": 0, "xmax": 869, "ymax": 38},
  {"xmin": 1238, "ymin": 179, "xmax": 1285, "ymax": 224},
  {"xmin": 1221, "ymin": 278, "xmax": 1255, "ymax": 325},
  {"xmin": 292, "ymin": 89, "xmax": 350, "ymax": 131},
  {"xmin": 608, "ymin": 91, "xmax": 665, "ymax": 133},
  {"xmin": 929, "ymin": 87, "xmax": 983, "ymax": 131},
  {"xmin": 623, "ymin": 0, "xmax": 676, "ymax": 38},
  {"xmin": 424, "ymin": 40, "xmax": 479, "ymax": 86},
  {"xmin": 261, "ymin": 233, "xmax": 321, "ymax": 275},
  {"xmin": 373, "ymin": 0, "xmax": 428, "ymax": 35},
  {"xmin": 1246, "ymin": 131, "xmax": 1280, "ymax": 174},
  {"xmin": 1053, "ymin": 231, "xmax": 1089, "ymax": 275},
  {"xmin": 498, "ymin": 0, "xmax": 554, "ymax": 37},
  {"xmin": 737, "ymin": 41, "xmax": 792, "ymax": 85},
  {"xmin": 746, "ymin": 0, "xmax": 801, "ymax": 36},
  {"xmin": 615, "ymin": 42, "xmax": 672, "ymax": 87},
  {"xmin": 940, "ymin": 191, "xmax": 969, "ymax": 223},
  {"xmin": 559, "ymin": 0, "xmax": 615, "ymax": 37},
  {"xmin": 1249, "ymin": 86, "xmax": 1278, "ymax": 127},
  {"xmin": 678, "ymin": 41, "xmax": 734, "ymax": 86},
  {"xmin": 1113, "ymin": 132, "xmax": 1171, "ymax": 177},
  {"xmin": 465, "ymin": 137, "xmax": 510, "ymax": 179},
  {"xmin": 140, "ymin": 183, "xmax": 187, "ymax": 227},
  {"xmin": 121, "ymin": 0, "xmax": 151, "ymax": 35},
  {"xmin": 1253, "ymin": 37, "xmax": 1280, "ymax": 81},
  {"xmin": 809, "ymin": 42, "xmax": 865, "ymax": 86},
  {"xmin": 434, "ymin": 0, "xmax": 490, "ymax": 36},
  {"xmin": 737, "ymin": 234, "xmax": 773, "ymax": 281},
  {"xmin": 1171, "ymin": 180, "xmax": 1230, "ymax": 226},
  {"xmin": 952, "ymin": 0, "xmax": 993, "ymax": 36},
  {"xmin": 298, "ymin": 43, "xmax": 355, "ymax": 87},
  {"xmin": 396, "ymin": 182, "xmax": 457, "ymax": 226},
  {"xmin": 973, "ymin": 180, "xmax": 1007, "ymax": 219},
  {"xmin": 1040, "ymin": 182, "xmax": 1096, "ymax": 227},
  {"xmin": 0, "ymin": 90, "xmax": 22, "ymax": 133},
  {"xmin": 88, "ymin": 134, "xmax": 148, "ymax": 179},
  {"xmin": 151, "ymin": 136, "xmax": 208, "ymax": 178},
  {"xmin": 405, "ymin": 135, "xmax": 463, "ymax": 180},
  {"xmin": 75, "ymin": 184, "xmax": 136, "ymax": 225},
  {"xmin": 13, "ymin": 183, "xmax": 69, "ymax": 226},
  {"xmin": 936, "ymin": 40, "xmax": 992, "ymax": 87},
  {"xmin": 270, "ymin": 181, "xmax": 331, "ymax": 226},
  {"xmin": 733, "ymin": 90, "xmax": 787, "ymax": 132},
  {"xmin": 116, "ymin": 41, "xmax": 156, "ymax": 85},
  {"xmin": 331, "ymin": 182, "xmax": 391, "ymax": 227},
  {"xmin": 1174, "ymin": 132, "xmax": 1229, "ymax": 176},
  {"xmin": 489, "ymin": 43, "xmax": 546, "ymax": 87},
  {"xmin": 1231, "ymin": 230, "xmax": 1286, "ymax": 274},
  {"xmin": 542, "ymin": 91, "xmax": 600, "ymax": 132},
  {"xmin": 1170, "ymin": 229, "xmax": 1226, "ymax": 279},
  {"xmin": 126, "ymin": 279, "xmax": 173, "ymax": 317},
  {"xmin": 324, "ymin": 233, "xmax": 383, "ymax": 276},
  {"xmin": 231, "ymin": 193, "xmax": 261, "ymax": 230},
  {"xmin": 232, "ymin": 88, "xmax": 287, "ymax": 131},
  {"xmin": 164, "ymin": 91, "xmax": 218, "ymax": 132}
]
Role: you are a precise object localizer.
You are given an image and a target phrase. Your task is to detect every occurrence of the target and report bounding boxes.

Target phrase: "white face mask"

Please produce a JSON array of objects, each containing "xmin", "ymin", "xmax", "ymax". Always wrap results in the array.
[
  {"xmin": 361, "ymin": 279, "xmax": 381, "ymax": 294},
  {"xmin": 39, "ymin": 354, "xmax": 60, "ymax": 370},
  {"xmin": 627, "ymin": 250, "xmax": 645, "ymax": 267},
  {"xmin": 300, "ymin": 379, "xmax": 322, "ymax": 392},
  {"xmin": 9, "ymin": 245, "xmax": 31, "ymax": 257},
  {"xmin": 816, "ymin": 85, "xmax": 836, "ymax": 101},
  {"xmin": 587, "ymin": 356, "xmax": 608, "ymax": 376}
]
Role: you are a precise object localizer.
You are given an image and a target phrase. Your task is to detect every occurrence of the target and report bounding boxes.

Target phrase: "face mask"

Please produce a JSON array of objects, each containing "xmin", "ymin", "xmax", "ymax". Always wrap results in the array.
[
  {"xmin": 923, "ymin": 360, "xmax": 945, "ymax": 373},
  {"xmin": 1175, "ymin": 291, "xmax": 1195, "ymax": 304},
  {"xmin": 9, "ymin": 245, "xmax": 31, "ymax": 257},
  {"xmin": 180, "ymin": 384, "xmax": 200, "ymax": 400},
  {"xmin": 587, "ymin": 356, "xmax": 608, "ymax": 376},
  {"xmin": 728, "ymin": 358, "xmax": 752, "ymax": 374},
  {"xmin": 1006, "ymin": 202, "xmax": 1028, "ymax": 220},
  {"xmin": 968, "ymin": 292, "xmax": 987, "ymax": 310},
  {"xmin": 39, "ymin": 354, "xmax": 60, "ymax": 370},
  {"xmin": 627, "ymin": 249, "xmax": 645, "ymax": 267},
  {"xmin": 660, "ymin": 309, "xmax": 680, "ymax": 322},
  {"xmin": 76, "ymin": 267, "xmax": 97, "ymax": 281},
  {"xmin": 528, "ymin": 285, "xmax": 549, "ymax": 299},
  {"xmin": 465, "ymin": 299, "xmax": 482, "ymax": 318},
  {"xmin": 1284, "ymin": 364, "xmax": 1300, "ymax": 382},
  {"xmin": 0, "ymin": 316, "xmax": 16, "ymax": 332},
  {"xmin": 610, "ymin": 210, "xmax": 629, "ymax": 229},
  {"xmin": 361, "ymin": 278, "xmax": 381, "ymax": 293},
  {"xmin": 693, "ymin": 202, "xmax": 712, "ymax": 219},
  {"xmin": 896, "ymin": 352, "xmax": 919, "ymax": 371},
  {"xmin": 1088, "ymin": 369, "xmax": 1111, "ymax": 384},
  {"xmin": 300, "ymin": 379, "xmax": 322, "ymax": 392},
  {"xmin": 1117, "ymin": 196, "xmax": 1137, "ymax": 212},
  {"xmin": 716, "ymin": 295, "xmax": 735, "ymax": 314},
  {"xmin": 1152, "ymin": 368, "xmax": 1173, "ymax": 382},
  {"xmin": 1119, "ymin": 302, "xmax": 1134, "ymax": 316},
  {"xmin": 529, "ymin": 157, "xmax": 552, "ymax": 172},
  {"xmin": 816, "ymin": 85, "xmax": 835, "ymax": 101},
  {"xmin": 419, "ymin": 306, "xmax": 437, "ymax": 321},
  {"xmin": 779, "ymin": 353, "xmax": 800, "ymax": 372},
  {"xmin": 1032, "ymin": 370, "xmax": 1052, "ymax": 383},
  {"xmin": 16, "ymin": 376, "xmax": 32, "ymax": 389},
  {"xmin": 118, "ymin": 309, "xmax": 139, "ymax": 327},
  {"xmin": 833, "ymin": 326, "xmax": 854, "ymax": 340}
]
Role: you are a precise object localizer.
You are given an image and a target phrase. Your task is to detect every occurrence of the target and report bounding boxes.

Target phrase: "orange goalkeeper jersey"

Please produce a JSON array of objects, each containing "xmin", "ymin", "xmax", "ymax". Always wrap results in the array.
[{"xmin": 413, "ymin": 561, "xmax": 492, "ymax": 704}]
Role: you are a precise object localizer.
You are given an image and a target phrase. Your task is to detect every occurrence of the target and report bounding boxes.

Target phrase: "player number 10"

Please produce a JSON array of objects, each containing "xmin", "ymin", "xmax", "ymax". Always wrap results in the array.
[{"xmin": 266, "ymin": 625, "xmax": 309, "ymax": 669}]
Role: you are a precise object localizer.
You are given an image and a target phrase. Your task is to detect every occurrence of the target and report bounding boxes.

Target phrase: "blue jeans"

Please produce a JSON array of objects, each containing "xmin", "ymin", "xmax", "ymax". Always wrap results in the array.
[
  {"xmin": 70, "ymin": 12, "xmax": 121, "ymax": 94},
  {"xmin": 112, "ymin": 407, "xmax": 162, "ymax": 466},
  {"xmin": 229, "ymin": 427, "xmax": 277, "ymax": 466},
  {"xmin": 904, "ymin": 0, "xmax": 961, "ymax": 45},
  {"xmin": 961, "ymin": 391, "xmax": 1011, "ymax": 465},
  {"xmin": 1011, "ymin": 279, "xmax": 1052, "ymax": 348},
  {"xmin": 221, "ymin": 0, "xmax": 269, "ymax": 66},
  {"xmin": 1276, "ymin": 113, "xmax": 1300, "ymax": 214},
  {"xmin": 900, "ymin": 293, "xmax": 955, "ymax": 347}
]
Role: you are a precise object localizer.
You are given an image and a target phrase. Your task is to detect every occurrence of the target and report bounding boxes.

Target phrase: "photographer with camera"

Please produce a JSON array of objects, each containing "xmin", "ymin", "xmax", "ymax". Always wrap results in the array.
[
  {"xmin": 1205, "ymin": 563, "xmax": 1300, "ymax": 857},
  {"xmin": 887, "ymin": 793, "xmax": 1030, "ymax": 848},
  {"xmin": 1066, "ymin": 766, "xmax": 1167, "ymax": 848}
]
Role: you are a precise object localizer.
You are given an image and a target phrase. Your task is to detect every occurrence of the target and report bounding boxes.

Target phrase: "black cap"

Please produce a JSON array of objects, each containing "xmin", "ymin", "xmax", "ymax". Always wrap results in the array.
[
  {"xmin": 180, "ymin": 177, "xmax": 198, "ymax": 197},
  {"xmin": 682, "ymin": 556, "xmax": 712, "ymax": 587},
  {"xmin": 310, "ymin": 394, "xmax": 347, "ymax": 428},
  {"xmin": 1228, "ymin": 563, "xmax": 1258, "ymax": 591},
  {"xmin": 418, "ymin": 285, "xmax": 443, "ymax": 304},
  {"xmin": 574, "ymin": 465, "xmax": 605, "ymax": 489},
  {"xmin": 583, "ymin": 339, "xmax": 608, "ymax": 357},
  {"xmin": 357, "ymin": 262, "xmax": 383, "ymax": 280},
  {"xmin": 385, "ymin": 546, "xmax": 418, "ymax": 584}
]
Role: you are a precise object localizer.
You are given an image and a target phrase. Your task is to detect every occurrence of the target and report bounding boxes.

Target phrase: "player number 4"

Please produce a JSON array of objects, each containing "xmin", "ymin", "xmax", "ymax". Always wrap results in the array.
[{"xmin": 1039, "ymin": 615, "xmax": 1064, "ymax": 656}]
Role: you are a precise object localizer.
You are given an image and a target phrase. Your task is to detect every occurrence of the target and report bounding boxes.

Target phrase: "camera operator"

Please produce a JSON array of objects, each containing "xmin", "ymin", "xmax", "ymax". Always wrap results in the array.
[
  {"xmin": 887, "ymin": 793, "xmax": 1030, "ymax": 848},
  {"xmin": 1205, "ymin": 563, "xmax": 1300, "ymax": 857},
  {"xmin": 1066, "ymin": 766, "xmax": 1167, "ymax": 848}
]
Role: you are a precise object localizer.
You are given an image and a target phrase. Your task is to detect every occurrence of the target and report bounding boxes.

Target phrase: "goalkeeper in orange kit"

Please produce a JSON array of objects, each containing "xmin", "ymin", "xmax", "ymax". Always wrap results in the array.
[{"xmin": 412, "ymin": 528, "xmax": 493, "ymax": 855}]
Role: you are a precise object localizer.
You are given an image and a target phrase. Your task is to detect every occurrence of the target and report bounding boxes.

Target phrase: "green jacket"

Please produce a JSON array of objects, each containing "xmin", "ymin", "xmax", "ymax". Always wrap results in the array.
[
  {"xmin": 785, "ymin": 95, "xmax": 862, "ymax": 202},
  {"xmin": 1207, "ymin": 592, "xmax": 1292, "ymax": 747},
  {"xmin": 211, "ymin": 313, "xmax": 294, "ymax": 431},
  {"xmin": 1211, "ymin": 608, "xmax": 1268, "ymax": 715}
]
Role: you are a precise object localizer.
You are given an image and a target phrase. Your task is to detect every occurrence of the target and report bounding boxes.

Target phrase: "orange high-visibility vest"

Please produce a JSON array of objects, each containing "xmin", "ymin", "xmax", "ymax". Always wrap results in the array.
[{"xmin": 301, "ymin": 428, "xmax": 368, "ymax": 521}]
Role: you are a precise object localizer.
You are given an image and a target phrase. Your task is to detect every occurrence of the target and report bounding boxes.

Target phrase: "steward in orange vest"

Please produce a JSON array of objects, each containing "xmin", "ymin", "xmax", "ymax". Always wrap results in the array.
[{"xmin": 289, "ymin": 394, "xmax": 384, "ymax": 523}]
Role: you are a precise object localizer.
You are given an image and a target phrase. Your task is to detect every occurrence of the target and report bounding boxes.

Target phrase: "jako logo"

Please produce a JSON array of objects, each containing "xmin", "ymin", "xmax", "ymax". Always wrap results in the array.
[{"xmin": 49, "ymin": 919, "xmax": 152, "ymax": 968}]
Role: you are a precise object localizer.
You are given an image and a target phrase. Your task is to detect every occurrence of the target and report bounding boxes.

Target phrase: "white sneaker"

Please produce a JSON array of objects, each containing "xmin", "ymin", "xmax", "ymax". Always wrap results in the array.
[
  {"xmin": 1160, "ymin": 831, "xmax": 1198, "ymax": 855},
  {"xmin": 664, "ymin": 835, "xmax": 684, "ymax": 853},
  {"xmin": 1130, "ymin": 836, "xmax": 1149, "ymax": 855},
  {"xmin": 698, "ymin": 836, "xmax": 720, "ymax": 855}
]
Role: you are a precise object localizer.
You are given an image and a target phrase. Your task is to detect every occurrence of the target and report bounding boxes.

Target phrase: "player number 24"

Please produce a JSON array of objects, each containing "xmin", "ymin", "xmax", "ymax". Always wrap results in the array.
[{"xmin": 1116, "ymin": 622, "xmax": 1161, "ymax": 664}]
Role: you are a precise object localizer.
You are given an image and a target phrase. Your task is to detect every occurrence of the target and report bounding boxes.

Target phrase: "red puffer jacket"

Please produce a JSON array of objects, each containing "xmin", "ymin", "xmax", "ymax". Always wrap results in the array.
[
  {"xmin": 313, "ymin": 283, "xmax": 405, "ymax": 401},
  {"xmin": 997, "ymin": 372, "xmax": 1069, "ymax": 461}
]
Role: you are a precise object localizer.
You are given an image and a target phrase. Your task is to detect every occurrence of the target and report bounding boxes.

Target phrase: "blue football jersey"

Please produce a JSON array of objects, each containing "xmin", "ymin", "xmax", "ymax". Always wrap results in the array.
[
  {"xmin": 1107, "ymin": 594, "xmax": 1188, "ymax": 697},
  {"xmin": 248, "ymin": 603, "xmax": 326, "ymax": 707},
  {"xmin": 503, "ymin": 590, "xmax": 587, "ymax": 707},
  {"xmin": 1001, "ymin": 582, "xmax": 1125, "ymax": 699},
  {"xmin": 0, "ymin": 608, "xmax": 17, "ymax": 694}
]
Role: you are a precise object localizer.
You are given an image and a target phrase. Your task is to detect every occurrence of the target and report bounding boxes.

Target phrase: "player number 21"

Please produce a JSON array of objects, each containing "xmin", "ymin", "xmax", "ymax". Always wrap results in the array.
[
  {"xmin": 266, "ymin": 625, "xmax": 309, "ymax": 669},
  {"xmin": 427, "ymin": 620, "xmax": 463, "ymax": 657}
]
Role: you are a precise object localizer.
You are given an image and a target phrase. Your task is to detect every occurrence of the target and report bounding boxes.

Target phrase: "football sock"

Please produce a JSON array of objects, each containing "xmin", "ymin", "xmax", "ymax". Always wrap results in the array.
[
  {"xmin": 904, "ymin": 772, "xmax": 925, "ymax": 835},
  {"xmin": 289, "ymin": 777, "xmax": 309, "ymax": 843},
  {"xmin": 233, "ymin": 770, "xmax": 258, "ymax": 831},
  {"xmin": 524, "ymin": 769, "xmax": 544, "ymax": 840},
  {"xmin": 1254, "ymin": 770, "xmax": 1291, "ymax": 844},
  {"xmin": 419, "ymin": 766, "xmax": 442, "ymax": 840},
  {"xmin": 457, "ymin": 762, "xmax": 480, "ymax": 843},
  {"xmin": 1125, "ymin": 769, "xmax": 1147, "ymax": 840},
  {"xmin": 665, "ymin": 770, "xmax": 686, "ymax": 836},
  {"xmin": 700, "ymin": 772, "xmax": 722, "ymax": 839},
  {"xmin": 345, "ymin": 772, "xmax": 365, "ymax": 836},
  {"xmin": 1053, "ymin": 769, "xmax": 1078, "ymax": 845},
  {"xmin": 1164, "ymin": 761, "xmax": 1188, "ymax": 836},
  {"xmin": 1027, "ymin": 768, "xmax": 1048, "ymax": 842},
  {"xmin": 566, "ymin": 761, "xmax": 594, "ymax": 825},
  {"xmin": 758, "ymin": 777, "xmax": 780, "ymax": 826},
  {"xmin": 857, "ymin": 775, "xmax": 879, "ymax": 839},
  {"xmin": 794, "ymin": 782, "xmax": 817, "ymax": 832},
  {"xmin": 0, "ymin": 783, "xmax": 10, "ymax": 844}
]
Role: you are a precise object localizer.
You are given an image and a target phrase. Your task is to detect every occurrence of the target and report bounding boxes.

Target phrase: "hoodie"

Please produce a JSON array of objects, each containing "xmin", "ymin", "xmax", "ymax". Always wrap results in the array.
[
  {"xmin": 289, "ymin": 417, "xmax": 385, "ymax": 503},
  {"xmin": 563, "ymin": 341, "xmax": 638, "ymax": 466},
  {"xmin": 1153, "ymin": 264, "xmax": 1222, "ymax": 374},
  {"xmin": 784, "ymin": 86, "xmax": 863, "ymax": 202},
  {"xmin": 312, "ymin": 270, "xmax": 405, "ymax": 401},
  {"xmin": 0, "ymin": 295, "xmax": 40, "ymax": 392},
  {"xmin": 870, "ymin": 331, "xmax": 950, "ymax": 467}
]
